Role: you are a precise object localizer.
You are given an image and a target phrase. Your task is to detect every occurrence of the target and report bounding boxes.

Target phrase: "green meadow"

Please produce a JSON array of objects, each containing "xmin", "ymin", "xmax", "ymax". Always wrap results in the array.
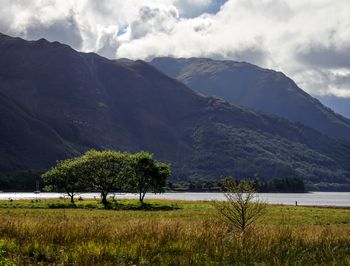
[{"xmin": 0, "ymin": 199, "xmax": 349, "ymax": 265}]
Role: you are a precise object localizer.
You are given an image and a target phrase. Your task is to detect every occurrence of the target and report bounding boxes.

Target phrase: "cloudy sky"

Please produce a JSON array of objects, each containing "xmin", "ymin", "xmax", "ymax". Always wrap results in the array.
[{"xmin": 1, "ymin": 0, "xmax": 350, "ymax": 98}]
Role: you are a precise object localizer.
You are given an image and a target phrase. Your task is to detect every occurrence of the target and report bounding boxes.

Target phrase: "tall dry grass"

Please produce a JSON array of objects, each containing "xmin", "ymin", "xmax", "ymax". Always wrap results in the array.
[{"xmin": 0, "ymin": 213, "xmax": 349, "ymax": 265}]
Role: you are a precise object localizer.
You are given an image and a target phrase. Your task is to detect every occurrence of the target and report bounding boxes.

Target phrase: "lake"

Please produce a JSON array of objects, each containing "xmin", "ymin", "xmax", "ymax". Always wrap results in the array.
[{"xmin": 0, "ymin": 192, "xmax": 349, "ymax": 206}]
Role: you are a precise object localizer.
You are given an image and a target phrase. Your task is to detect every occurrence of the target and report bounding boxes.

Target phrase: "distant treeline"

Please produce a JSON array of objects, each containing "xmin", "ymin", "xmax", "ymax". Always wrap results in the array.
[
  {"xmin": 1, "ymin": 170, "xmax": 350, "ymax": 192},
  {"xmin": 254, "ymin": 177, "xmax": 305, "ymax": 193},
  {"xmin": 0, "ymin": 170, "xmax": 43, "ymax": 191},
  {"xmin": 169, "ymin": 177, "xmax": 306, "ymax": 193}
]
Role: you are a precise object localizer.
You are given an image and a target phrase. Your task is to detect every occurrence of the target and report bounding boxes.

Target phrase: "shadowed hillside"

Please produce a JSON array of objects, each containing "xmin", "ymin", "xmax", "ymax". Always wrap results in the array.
[
  {"xmin": 0, "ymin": 33, "xmax": 350, "ymax": 184},
  {"xmin": 150, "ymin": 57, "xmax": 350, "ymax": 141}
]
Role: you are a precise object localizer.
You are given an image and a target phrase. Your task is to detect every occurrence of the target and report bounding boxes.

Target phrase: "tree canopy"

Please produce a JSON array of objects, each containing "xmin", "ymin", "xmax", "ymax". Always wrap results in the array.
[
  {"xmin": 41, "ymin": 150, "xmax": 171, "ymax": 207},
  {"xmin": 81, "ymin": 150, "xmax": 133, "ymax": 208},
  {"xmin": 127, "ymin": 152, "xmax": 171, "ymax": 204},
  {"xmin": 42, "ymin": 157, "xmax": 86, "ymax": 203}
]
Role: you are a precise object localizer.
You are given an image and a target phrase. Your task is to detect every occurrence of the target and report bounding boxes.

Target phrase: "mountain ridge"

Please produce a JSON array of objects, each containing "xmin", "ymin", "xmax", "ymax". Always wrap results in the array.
[
  {"xmin": 0, "ymin": 33, "xmax": 350, "ymax": 185},
  {"xmin": 150, "ymin": 57, "xmax": 350, "ymax": 141}
]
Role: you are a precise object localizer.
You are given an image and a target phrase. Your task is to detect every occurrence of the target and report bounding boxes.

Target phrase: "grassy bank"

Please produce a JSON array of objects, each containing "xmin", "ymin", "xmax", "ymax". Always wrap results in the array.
[{"xmin": 0, "ymin": 199, "xmax": 349, "ymax": 265}]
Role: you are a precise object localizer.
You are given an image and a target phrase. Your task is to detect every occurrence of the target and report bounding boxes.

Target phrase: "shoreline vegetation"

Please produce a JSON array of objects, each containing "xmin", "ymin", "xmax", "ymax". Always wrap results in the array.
[
  {"xmin": 0, "ymin": 149, "xmax": 346, "ymax": 194},
  {"xmin": 0, "ymin": 199, "xmax": 349, "ymax": 265},
  {"xmin": 2, "ymin": 170, "xmax": 350, "ymax": 192}
]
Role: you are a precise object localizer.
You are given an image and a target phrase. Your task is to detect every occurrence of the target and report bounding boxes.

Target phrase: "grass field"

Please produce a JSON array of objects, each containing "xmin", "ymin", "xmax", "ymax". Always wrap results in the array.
[{"xmin": 0, "ymin": 198, "xmax": 349, "ymax": 265}]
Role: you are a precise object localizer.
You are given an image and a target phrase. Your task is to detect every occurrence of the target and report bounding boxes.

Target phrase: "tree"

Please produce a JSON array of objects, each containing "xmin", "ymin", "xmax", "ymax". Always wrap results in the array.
[
  {"xmin": 213, "ymin": 179, "xmax": 266, "ymax": 235},
  {"xmin": 42, "ymin": 158, "xmax": 85, "ymax": 204},
  {"xmin": 81, "ymin": 150, "xmax": 133, "ymax": 208},
  {"xmin": 128, "ymin": 152, "xmax": 170, "ymax": 204}
]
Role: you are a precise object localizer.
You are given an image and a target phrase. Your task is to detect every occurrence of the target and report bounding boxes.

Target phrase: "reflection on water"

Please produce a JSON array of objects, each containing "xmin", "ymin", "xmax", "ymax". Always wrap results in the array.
[{"xmin": 0, "ymin": 192, "xmax": 349, "ymax": 206}]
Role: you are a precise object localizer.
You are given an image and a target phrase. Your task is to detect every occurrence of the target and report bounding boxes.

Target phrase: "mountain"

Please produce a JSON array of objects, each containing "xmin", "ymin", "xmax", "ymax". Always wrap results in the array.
[
  {"xmin": 0, "ymin": 33, "xmax": 350, "ymax": 187},
  {"xmin": 150, "ymin": 57, "xmax": 350, "ymax": 141},
  {"xmin": 0, "ymin": 93, "xmax": 77, "ymax": 172},
  {"xmin": 318, "ymin": 96, "xmax": 350, "ymax": 119}
]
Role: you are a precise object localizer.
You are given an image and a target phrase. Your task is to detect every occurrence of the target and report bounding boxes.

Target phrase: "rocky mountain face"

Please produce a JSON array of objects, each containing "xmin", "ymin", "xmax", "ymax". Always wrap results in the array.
[
  {"xmin": 0, "ymin": 33, "xmax": 350, "ymax": 185},
  {"xmin": 150, "ymin": 57, "xmax": 350, "ymax": 141}
]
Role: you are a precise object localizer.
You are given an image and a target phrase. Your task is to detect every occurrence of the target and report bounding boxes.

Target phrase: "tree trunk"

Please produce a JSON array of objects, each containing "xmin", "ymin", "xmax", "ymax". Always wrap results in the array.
[
  {"xmin": 139, "ymin": 192, "xmax": 144, "ymax": 205},
  {"xmin": 101, "ymin": 193, "xmax": 109, "ymax": 209},
  {"xmin": 70, "ymin": 194, "xmax": 74, "ymax": 204}
]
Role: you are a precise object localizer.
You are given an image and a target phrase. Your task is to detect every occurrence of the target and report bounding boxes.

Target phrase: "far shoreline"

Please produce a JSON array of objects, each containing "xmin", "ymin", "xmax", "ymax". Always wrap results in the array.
[{"xmin": 0, "ymin": 191, "xmax": 349, "ymax": 207}]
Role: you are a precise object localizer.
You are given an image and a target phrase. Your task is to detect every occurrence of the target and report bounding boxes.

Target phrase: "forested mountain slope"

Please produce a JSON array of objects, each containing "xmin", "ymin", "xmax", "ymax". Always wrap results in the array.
[
  {"xmin": 151, "ymin": 57, "xmax": 350, "ymax": 141},
  {"xmin": 0, "ymin": 33, "xmax": 349, "ymax": 184}
]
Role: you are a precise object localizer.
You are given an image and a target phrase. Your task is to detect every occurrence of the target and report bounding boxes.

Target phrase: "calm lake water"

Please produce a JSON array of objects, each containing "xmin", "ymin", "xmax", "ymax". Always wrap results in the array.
[{"xmin": 0, "ymin": 192, "xmax": 349, "ymax": 206}]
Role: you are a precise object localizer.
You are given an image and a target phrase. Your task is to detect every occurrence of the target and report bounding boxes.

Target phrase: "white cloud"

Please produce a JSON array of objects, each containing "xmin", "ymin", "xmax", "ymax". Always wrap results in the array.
[{"xmin": 0, "ymin": 0, "xmax": 350, "ymax": 98}]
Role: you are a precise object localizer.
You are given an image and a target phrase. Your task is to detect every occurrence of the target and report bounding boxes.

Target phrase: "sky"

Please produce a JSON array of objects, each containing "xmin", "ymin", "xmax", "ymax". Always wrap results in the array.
[{"xmin": 1, "ymin": 0, "xmax": 350, "ymax": 99}]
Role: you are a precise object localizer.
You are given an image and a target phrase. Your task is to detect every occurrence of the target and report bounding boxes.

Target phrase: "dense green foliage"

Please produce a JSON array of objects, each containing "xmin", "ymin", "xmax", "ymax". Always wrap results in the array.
[
  {"xmin": 0, "ymin": 199, "xmax": 349, "ymax": 265},
  {"xmin": 126, "ymin": 151, "xmax": 170, "ymax": 204},
  {"xmin": 80, "ymin": 150, "xmax": 133, "ymax": 208},
  {"xmin": 42, "ymin": 159, "xmax": 85, "ymax": 203},
  {"xmin": 190, "ymin": 123, "xmax": 350, "ymax": 182},
  {"xmin": 42, "ymin": 150, "xmax": 170, "ymax": 207}
]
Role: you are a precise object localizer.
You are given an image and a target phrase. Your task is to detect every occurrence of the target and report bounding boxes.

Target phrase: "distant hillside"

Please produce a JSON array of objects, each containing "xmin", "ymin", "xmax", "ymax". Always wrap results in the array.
[
  {"xmin": 150, "ymin": 57, "xmax": 350, "ymax": 141},
  {"xmin": 0, "ymin": 33, "xmax": 350, "ymax": 186}
]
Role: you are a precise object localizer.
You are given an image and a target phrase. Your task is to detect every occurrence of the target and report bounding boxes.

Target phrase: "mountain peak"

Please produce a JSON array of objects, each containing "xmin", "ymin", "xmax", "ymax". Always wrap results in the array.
[
  {"xmin": 0, "ymin": 35, "xmax": 349, "ymax": 185},
  {"xmin": 150, "ymin": 57, "xmax": 350, "ymax": 141}
]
